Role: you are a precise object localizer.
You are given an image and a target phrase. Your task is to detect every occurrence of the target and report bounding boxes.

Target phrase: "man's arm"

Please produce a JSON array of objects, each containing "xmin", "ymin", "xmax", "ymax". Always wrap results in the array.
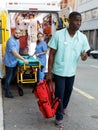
[
  {"xmin": 46, "ymin": 48, "xmax": 56, "ymax": 80},
  {"xmin": 12, "ymin": 50, "xmax": 28, "ymax": 64}
]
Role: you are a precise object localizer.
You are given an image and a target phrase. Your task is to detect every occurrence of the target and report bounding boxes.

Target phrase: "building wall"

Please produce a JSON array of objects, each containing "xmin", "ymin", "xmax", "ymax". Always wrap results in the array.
[
  {"xmin": 77, "ymin": 0, "xmax": 98, "ymax": 12},
  {"xmin": 76, "ymin": 0, "xmax": 98, "ymax": 50}
]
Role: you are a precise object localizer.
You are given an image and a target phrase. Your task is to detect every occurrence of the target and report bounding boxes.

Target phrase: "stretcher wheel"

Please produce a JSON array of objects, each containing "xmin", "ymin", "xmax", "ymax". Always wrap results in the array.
[
  {"xmin": 18, "ymin": 87, "xmax": 24, "ymax": 96},
  {"xmin": 32, "ymin": 83, "xmax": 37, "ymax": 93},
  {"xmin": 17, "ymin": 84, "xmax": 24, "ymax": 96}
]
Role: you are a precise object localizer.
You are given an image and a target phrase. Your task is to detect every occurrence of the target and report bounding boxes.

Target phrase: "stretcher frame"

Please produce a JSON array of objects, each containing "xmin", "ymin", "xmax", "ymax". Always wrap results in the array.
[{"xmin": 17, "ymin": 56, "xmax": 41, "ymax": 96}]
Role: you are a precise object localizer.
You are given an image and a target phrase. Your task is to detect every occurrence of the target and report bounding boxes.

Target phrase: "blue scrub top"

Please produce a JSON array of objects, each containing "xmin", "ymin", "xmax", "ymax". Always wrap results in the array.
[
  {"xmin": 35, "ymin": 41, "xmax": 48, "ymax": 68},
  {"xmin": 4, "ymin": 36, "xmax": 20, "ymax": 67}
]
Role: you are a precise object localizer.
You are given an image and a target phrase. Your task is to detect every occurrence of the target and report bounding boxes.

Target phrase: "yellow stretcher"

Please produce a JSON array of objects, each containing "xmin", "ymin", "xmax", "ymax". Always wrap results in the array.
[{"xmin": 17, "ymin": 56, "xmax": 41, "ymax": 96}]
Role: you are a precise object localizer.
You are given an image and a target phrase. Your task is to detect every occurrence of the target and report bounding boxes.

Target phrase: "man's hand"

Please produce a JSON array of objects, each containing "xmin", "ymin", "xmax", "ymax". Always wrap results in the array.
[
  {"xmin": 23, "ymin": 59, "xmax": 29, "ymax": 64},
  {"xmin": 46, "ymin": 73, "xmax": 53, "ymax": 81},
  {"xmin": 81, "ymin": 51, "xmax": 88, "ymax": 61}
]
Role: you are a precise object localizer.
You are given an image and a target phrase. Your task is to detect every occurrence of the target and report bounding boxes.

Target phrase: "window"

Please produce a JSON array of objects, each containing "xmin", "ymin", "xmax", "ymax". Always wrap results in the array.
[
  {"xmin": 82, "ymin": 8, "xmax": 98, "ymax": 22},
  {"xmin": 81, "ymin": 0, "xmax": 87, "ymax": 3},
  {"xmin": 91, "ymin": 8, "xmax": 98, "ymax": 19},
  {"xmin": 81, "ymin": 13, "xmax": 85, "ymax": 22},
  {"xmin": 85, "ymin": 11, "xmax": 91, "ymax": 21},
  {"xmin": 78, "ymin": 0, "xmax": 87, "ymax": 5}
]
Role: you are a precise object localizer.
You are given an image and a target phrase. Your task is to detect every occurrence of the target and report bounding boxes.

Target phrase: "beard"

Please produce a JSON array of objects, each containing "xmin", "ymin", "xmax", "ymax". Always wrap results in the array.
[{"xmin": 14, "ymin": 36, "xmax": 20, "ymax": 39}]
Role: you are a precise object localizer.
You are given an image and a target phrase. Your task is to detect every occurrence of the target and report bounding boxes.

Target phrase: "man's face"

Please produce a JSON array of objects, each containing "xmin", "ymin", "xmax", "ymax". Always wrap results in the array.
[
  {"xmin": 14, "ymin": 30, "xmax": 21, "ymax": 39},
  {"xmin": 69, "ymin": 15, "xmax": 82, "ymax": 31}
]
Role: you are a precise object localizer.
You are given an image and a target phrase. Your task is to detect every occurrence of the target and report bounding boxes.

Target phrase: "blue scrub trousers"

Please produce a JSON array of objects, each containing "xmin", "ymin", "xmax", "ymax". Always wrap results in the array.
[
  {"xmin": 53, "ymin": 74, "xmax": 75, "ymax": 121},
  {"xmin": 4, "ymin": 66, "xmax": 17, "ymax": 93},
  {"xmin": 38, "ymin": 67, "xmax": 45, "ymax": 82},
  {"xmin": 38, "ymin": 57, "xmax": 46, "ymax": 82}
]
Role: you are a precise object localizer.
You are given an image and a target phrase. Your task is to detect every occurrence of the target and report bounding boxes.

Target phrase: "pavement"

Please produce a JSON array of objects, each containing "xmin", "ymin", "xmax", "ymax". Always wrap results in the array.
[
  {"xmin": 1, "ymin": 80, "xmax": 59, "ymax": 130},
  {"xmin": 1, "ymin": 56, "xmax": 98, "ymax": 130},
  {"xmin": 1, "ymin": 79, "xmax": 72, "ymax": 130}
]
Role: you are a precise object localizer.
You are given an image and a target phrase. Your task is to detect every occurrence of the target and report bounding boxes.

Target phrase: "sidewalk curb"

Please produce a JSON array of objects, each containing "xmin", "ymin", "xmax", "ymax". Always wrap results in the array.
[{"xmin": 0, "ymin": 79, "xmax": 4, "ymax": 130}]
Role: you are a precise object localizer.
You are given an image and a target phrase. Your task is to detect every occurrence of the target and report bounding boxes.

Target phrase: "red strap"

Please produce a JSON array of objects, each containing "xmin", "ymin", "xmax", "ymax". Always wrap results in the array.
[{"xmin": 47, "ymin": 80, "xmax": 55, "ymax": 97}]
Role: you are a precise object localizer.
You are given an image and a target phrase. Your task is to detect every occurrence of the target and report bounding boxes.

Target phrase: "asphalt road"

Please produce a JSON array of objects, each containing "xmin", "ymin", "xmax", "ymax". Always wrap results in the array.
[{"xmin": 2, "ymin": 56, "xmax": 98, "ymax": 130}]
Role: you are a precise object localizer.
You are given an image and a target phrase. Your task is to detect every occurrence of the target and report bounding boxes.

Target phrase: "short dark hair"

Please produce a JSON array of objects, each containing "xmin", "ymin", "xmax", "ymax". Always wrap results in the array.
[
  {"xmin": 69, "ymin": 11, "xmax": 81, "ymax": 19},
  {"xmin": 37, "ymin": 32, "xmax": 44, "ymax": 37}
]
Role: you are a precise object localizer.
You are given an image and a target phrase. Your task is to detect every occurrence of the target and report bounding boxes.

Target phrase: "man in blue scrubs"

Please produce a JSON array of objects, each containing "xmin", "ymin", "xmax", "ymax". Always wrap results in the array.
[
  {"xmin": 46, "ymin": 12, "xmax": 90, "ymax": 128},
  {"xmin": 3, "ymin": 28, "xmax": 28, "ymax": 98}
]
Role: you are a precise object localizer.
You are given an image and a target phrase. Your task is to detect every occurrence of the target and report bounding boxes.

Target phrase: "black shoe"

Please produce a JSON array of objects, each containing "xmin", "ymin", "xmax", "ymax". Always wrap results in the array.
[
  {"xmin": 5, "ymin": 94, "xmax": 14, "ymax": 98},
  {"xmin": 5, "ymin": 92, "xmax": 14, "ymax": 98}
]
